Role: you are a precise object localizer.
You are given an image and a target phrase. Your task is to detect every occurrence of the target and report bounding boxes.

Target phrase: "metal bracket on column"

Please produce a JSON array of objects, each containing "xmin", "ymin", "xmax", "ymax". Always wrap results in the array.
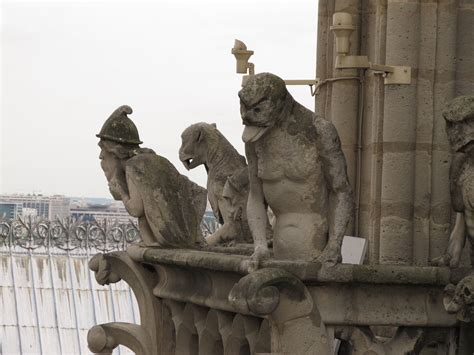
[
  {"xmin": 334, "ymin": 55, "xmax": 411, "ymax": 85},
  {"xmin": 331, "ymin": 12, "xmax": 411, "ymax": 85}
]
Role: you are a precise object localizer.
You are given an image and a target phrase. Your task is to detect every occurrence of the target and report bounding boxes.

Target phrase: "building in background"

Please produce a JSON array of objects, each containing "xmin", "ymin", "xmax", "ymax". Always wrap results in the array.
[
  {"xmin": 0, "ymin": 202, "xmax": 23, "ymax": 220},
  {"xmin": 0, "ymin": 194, "xmax": 70, "ymax": 220},
  {"xmin": 202, "ymin": 210, "xmax": 220, "ymax": 236},
  {"xmin": 70, "ymin": 200, "xmax": 136, "ymax": 224},
  {"xmin": 21, "ymin": 207, "xmax": 38, "ymax": 218}
]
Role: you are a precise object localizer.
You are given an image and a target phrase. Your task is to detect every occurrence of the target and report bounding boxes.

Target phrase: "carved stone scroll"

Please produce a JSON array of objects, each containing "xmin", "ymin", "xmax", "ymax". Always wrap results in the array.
[
  {"xmin": 229, "ymin": 267, "xmax": 332, "ymax": 354},
  {"xmin": 87, "ymin": 252, "xmax": 161, "ymax": 355}
]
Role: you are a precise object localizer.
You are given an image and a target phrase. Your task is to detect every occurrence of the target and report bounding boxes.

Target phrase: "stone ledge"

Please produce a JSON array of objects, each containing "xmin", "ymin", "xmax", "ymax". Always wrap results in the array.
[
  {"xmin": 122, "ymin": 248, "xmax": 458, "ymax": 327},
  {"xmin": 129, "ymin": 245, "xmax": 469, "ymax": 286}
]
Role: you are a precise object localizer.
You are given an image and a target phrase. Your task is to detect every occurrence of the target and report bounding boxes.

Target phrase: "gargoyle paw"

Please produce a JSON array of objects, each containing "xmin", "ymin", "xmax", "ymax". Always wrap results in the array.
[
  {"xmin": 316, "ymin": 244, "xmax": 342, "ymax": 267},
  {"xmin": 431, "ymin": 253, "xmax": 460, "ymax": 268},
  {"xmin": 247, "ymin": 246, "xmax": 271, "ymax": 273}
]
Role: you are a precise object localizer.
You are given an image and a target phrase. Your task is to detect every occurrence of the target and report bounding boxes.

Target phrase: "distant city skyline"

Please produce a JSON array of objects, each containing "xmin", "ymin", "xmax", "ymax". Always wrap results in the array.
[{"xmin": 1, "ymin": 0, "xmax": 318, "ymax": 198}]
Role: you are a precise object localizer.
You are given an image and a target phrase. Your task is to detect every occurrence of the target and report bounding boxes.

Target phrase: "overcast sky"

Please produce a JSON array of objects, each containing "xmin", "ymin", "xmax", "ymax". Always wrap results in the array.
[{"xmin": 1, "ymin": 0, "xmax": 318, "ymax": 198}]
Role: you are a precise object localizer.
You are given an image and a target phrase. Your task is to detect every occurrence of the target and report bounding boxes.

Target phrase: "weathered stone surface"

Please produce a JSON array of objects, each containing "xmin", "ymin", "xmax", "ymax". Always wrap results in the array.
[
  {"xmin": 97, "ymin": 105, "xmax": 207, "ymax": 248},
  {"xmin": 432, "ymin": 96, "xmax": 474, "ymax": 268},
  {"xmin": 87, "ymin": 251, "xmax": 161, "ymax": 355},
  {"xmin": 444, "ymin": 274, "xmax": 474, "ymax": 323},
  {"xmin": 228, "ymin": 268, "xmax": 331, "ymax": 354},
  {"xmin": 335, "ymin": 326, "xmax": 426, "ymax": 355},
  {"xmin": 240, "ymin": 72, "xmax": 353, "ymax": 265},
  {"xmin": 88, "ymin": 253, "xmax": 121, "ymax": 285},
  {"xmin": 444, "ymin": 96, "xmax": 474, "ymax": 153},
  {"xmin": 88, "ymin": 246, "xmax": 458, "ymax": 354},
  {"xmin": 179, "ymin": 122, "xmax": 252, "ymax": 245}
]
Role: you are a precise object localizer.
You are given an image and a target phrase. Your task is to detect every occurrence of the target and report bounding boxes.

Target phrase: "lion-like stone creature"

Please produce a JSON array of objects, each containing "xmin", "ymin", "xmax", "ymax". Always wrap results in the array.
[
  {"xmin": 240, "ymin": 72, "xmax": 353, "ymax": 265},
  {"xmin": 432, "ymin": 96, "xmax": 474, "ymax": 268},
  {"xmin": 97, "ymin": 105, "xmax": 207, "ymax": 248},
  {"xmin": 179, "ymin": 122, "xmax": 252, "ymax": 245}
]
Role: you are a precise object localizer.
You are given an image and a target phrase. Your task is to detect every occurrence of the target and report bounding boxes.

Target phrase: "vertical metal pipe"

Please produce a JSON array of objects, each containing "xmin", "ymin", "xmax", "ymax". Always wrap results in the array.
[
  {"xmin": 354, "ymin": 72, "xmax": 365, "ymax": 238},
  {"xmin": 330, "ymin": 0, "xmax": 361, "ymax": 236},
  {"xmin": 315, "ymin": 0, "xmax": 335, "ymax": 117},
  {"xmin": 355, "ymin": 0, "xmax": 387, "ymax": 264},
  {"xmin": 316, "ymin": 0, "xmax": 367, "ymax": 240}
]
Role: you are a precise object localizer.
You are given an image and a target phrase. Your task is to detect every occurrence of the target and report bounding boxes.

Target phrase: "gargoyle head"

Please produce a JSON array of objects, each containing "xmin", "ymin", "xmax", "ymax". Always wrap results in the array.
[
  {"xmin": 443, "ymin": 95, "xmax": 474, "ymax": 154},
  {"xmin": 239, "ymin": 73, "xmax": 293, "ymax": 143},
  {"xmin": 444, "ymin": 275, "xmax": 474, "ymax": 322},
  {"xmin": 179, "ymin": 122, "xmax": 218, "ymax": 170}
]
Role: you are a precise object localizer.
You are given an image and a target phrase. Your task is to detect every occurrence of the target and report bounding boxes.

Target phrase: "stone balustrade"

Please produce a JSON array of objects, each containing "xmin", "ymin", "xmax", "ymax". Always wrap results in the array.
[{"xmin": 87, "ymin": 246, "xmax": 466, "ymax": 355}]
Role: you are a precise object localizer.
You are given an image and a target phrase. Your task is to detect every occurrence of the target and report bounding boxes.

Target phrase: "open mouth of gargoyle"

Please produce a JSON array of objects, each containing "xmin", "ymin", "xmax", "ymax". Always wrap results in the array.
[
  {"xmin": 242, "ymin": 125, "xmax": 270, "ymax": 143},
  {"xmin": 181, "ymin": 156, "xmax": 198, "ymax": 170}
]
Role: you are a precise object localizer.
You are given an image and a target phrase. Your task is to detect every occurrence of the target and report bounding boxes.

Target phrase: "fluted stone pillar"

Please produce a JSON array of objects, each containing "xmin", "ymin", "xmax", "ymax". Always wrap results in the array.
[
  {"xmin": 316, "ymin": 0, "xmax": 467, "ymax": 266},
  {"xmin": 378, "ymin": 0, "xmax": 421, "ymax": 265},
  {"xmin": 316, "ymin": 0, "xmax": 362, "ymax": 237},
  {"xmin": 455, "ymin": 0, "xmax": 474, "ymax": 97}
]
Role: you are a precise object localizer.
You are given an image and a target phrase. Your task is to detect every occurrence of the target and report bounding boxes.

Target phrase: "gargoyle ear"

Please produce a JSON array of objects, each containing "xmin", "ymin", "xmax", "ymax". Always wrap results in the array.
[{"xmin": 211, "ymin": 123, "xmax": 217, "ymax": 128}]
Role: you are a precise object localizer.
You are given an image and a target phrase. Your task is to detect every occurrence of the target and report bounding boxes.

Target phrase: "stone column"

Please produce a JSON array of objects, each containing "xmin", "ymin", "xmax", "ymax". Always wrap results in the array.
[
  {"xmin": 316, "ymin": 0, "xmax": 362, "ymax": 236},
  {"xmin": 378, "ymin": 0, "xmax": 420, "ymax": 265},
  {"xmin": 316, "ymin": 0, "xmax": 464, "ymax": 266},
  {"xmin": 425, "ymin": 0, "xmax": 457, "ymax": 264},
  {"xmin": 357, "ymin": 0, "xmax": 387, "ymax": 264},
  {"xmin": 455, "ymin": 0, "xmax": 474, "ymax": 96}
]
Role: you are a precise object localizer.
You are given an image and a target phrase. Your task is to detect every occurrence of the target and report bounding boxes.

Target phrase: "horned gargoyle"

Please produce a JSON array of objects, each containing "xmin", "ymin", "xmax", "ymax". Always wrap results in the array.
[
  {"xmin": 97, "ymin": 105, "xmax": 207, "ymax": 248},
  {"xmin": 179, "ymin": 122, "xmax": 252, "ymax": 245}
]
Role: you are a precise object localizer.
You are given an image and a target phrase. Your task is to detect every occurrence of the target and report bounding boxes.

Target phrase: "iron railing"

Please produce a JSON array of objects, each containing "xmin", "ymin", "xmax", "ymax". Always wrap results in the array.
[
  {"xmin": 0, "ymin": 215, "xmax": 220, "ymax": 253},
  {"xmin": 0, "ymin": 217, "xmax": 140, "ymax": 252}
]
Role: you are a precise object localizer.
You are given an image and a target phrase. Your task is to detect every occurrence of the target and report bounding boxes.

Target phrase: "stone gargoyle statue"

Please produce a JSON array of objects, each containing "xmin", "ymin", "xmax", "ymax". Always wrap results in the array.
[
  {"xmin": 240, "ymin": 72, "xmax": 353, "ymax": 265},
  {"xmin": 444, "ymin": 274, "xmax": 474, "ymax": 322},
  {"xmin": 432, "ymin": 95, "xmax": 474, "ymax": 268},
  {"xmin": 97, "ymin": 105, "xmax": 207, "ymax": 248},
  {"xmin": 179, "ymin": 122, "xmax": 253, "ymax": 245}
]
